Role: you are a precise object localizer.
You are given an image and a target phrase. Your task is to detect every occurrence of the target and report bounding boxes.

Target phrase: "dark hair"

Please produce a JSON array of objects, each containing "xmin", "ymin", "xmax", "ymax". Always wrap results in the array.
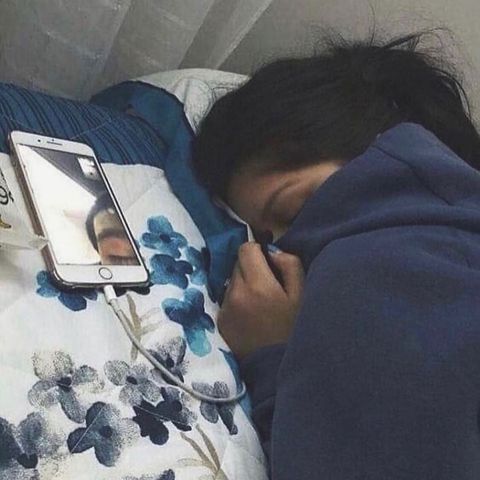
[
  {"xmin": 86, "ymin": 193, "xmax": 112, "ymax": 251},
  {"xmin": 192, "ymin": 32, "xmax": 480, "ymax": 199}
]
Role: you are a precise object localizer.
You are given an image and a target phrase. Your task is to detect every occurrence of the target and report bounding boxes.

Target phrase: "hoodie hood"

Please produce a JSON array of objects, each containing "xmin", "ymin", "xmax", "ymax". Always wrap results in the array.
[{"xmin": 277, "ymin": 122, "xmax": 480, "ymax": 269}]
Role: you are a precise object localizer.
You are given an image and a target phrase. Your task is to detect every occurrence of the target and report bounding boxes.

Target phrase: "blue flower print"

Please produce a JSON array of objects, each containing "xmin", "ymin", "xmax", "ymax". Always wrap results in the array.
[
  {"xmin": 162, "ymin": 289, "xmax": 215, "ymax": 357},
  {"xmin": 132, "ymin": 387, "xmax": 195, "ymax": 446},
  {"xmin": 149, "ymin": 337, "xmax": 188, "ymax": 385},
  {"xmin": 36, "ymin": 271, "xmax": 97, "ymax": 312},
  {"xmin": 0, "ymin": 413, "xmax": 63, "ymax": 477},
  {"xmin": 185, "ymin": 247, "xmax": 208, "ymax": 286},
  {"xmin": 192, "ymin": 382, "xmax": 238, "ymax": 435},
  {"xmin": 28, "ymin": 351, "xmax": 104, "ymax": 424},
  {"xmin": 141, "ymin": 216, "xmax": 187, "ymax": 259},
  {"xmin": 123, "ymin": 470, "xmax": 175, "ymax": 480},
  {"xmin": 104, "ymin": 360, "xmax": 161, "ymax": 406},
  {"xmin": 15, "ymin": 412, "xmax": 63, "ymax": 469},
  {"xmin": 150, "ymin": 255, "xmax": 193, "ymax": 288},
  {"xmin": 67, "ymin": 402, "xmax": 138, "ymax": 467},
  {"xmin": 0, "ymin": 417, "xmax": 21, "ymax": 469}
]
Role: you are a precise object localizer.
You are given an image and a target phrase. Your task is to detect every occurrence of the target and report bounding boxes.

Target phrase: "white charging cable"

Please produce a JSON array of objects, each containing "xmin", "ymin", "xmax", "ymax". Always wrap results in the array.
[{"xmin": 103, "ymin": 285, "xmax": 247, "ymax": 404}]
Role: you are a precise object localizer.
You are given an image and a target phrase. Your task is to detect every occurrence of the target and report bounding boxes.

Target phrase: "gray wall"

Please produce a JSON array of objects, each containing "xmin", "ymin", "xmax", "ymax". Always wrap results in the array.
[
  {"xmin": 221, "ymin": 0, "xmax": 480, "ymax": 120},
  {"xmin": 0, "ymin": 0, "xmax": 271, "ymax": 99},
  {"xmin": 0, "ymin": 0, "xmax": 216, "ymax": 99},
  {"xmin": 0, "ymin": 0, "xmax": 132, "ymax": 99},
  {"xmin": 95, "ymin": 0, "xmax": 216, "ymax": 93},
  {"xmin": 1, "ymin": 0, "xmax": 478, "ymax": 110}
]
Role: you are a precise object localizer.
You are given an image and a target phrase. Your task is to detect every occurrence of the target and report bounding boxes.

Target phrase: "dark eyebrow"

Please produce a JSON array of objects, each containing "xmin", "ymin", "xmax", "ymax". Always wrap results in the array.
[
  {"xmin": 262, "ymin": 180, "xmax": 295, "ymax": 222},
  {"xmin": 96, "ymin": 228, "xmax": 127, "ymax": 243}
]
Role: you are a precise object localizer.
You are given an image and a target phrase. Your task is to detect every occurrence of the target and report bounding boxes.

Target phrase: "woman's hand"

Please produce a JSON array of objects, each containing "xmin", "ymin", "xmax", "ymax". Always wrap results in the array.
[{"xmin": 218, "ymin": 242, "xmax": 305, "ymax": 359}]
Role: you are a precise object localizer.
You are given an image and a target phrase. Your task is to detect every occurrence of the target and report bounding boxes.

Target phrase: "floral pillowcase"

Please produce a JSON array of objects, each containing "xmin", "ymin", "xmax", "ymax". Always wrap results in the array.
[{"xmin": 0, "ymin": 157, "xmax": 267, "ymax": 480}]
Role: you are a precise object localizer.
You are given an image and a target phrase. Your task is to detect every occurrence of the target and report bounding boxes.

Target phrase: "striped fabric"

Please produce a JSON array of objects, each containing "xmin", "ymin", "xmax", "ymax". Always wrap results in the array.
[{"xmin": 0, "ymin": 83, "xmax": 167, "ymax": 167}]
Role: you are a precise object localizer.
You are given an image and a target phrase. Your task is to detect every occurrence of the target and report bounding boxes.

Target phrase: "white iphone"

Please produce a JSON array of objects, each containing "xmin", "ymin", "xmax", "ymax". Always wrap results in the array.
[{"xmin": 9, "ymin": 131, "xmax": 149, "ymax": 288}]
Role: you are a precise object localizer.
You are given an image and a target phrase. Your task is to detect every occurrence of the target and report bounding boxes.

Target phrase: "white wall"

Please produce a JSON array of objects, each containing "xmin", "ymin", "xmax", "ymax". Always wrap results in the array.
[{"xmin": 221, "ymin": 0, "xmax": 480, "ymax": 121}]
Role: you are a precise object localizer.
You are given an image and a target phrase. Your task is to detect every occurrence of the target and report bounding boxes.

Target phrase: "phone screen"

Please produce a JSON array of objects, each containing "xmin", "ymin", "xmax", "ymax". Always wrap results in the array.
[{"xmin": 17, "ymin": 144, "xmax": 140, "ymax": 266}]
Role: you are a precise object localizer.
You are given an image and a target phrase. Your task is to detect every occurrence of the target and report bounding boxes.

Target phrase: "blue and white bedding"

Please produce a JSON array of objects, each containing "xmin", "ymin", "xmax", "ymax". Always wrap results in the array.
[{"xmin": 0, "ymin": 73, "xmax": 267, "ymax": 480}]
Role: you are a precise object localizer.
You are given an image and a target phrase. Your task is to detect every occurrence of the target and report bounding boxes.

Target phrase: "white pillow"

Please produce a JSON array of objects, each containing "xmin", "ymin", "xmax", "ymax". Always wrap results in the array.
[{"xmin": 138, "ymin": 68, "xmax": 248, "ymax": 132}]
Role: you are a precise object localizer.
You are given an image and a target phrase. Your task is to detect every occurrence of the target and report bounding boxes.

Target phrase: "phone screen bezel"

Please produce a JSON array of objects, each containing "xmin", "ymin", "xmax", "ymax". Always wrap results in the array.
[{"xmin": 9, "ymin": 131, "xmax": 149, "ymax": 287}]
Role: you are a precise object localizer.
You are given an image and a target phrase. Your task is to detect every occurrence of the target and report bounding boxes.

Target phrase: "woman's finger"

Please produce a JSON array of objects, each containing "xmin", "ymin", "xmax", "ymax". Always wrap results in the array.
[
  {"xmin": 269, "ymin": 251, "xmax": 305, "ymax": 298},
  {"xmin": 237, "ymin": 242, "xmax": 277, "ymax": 286},
  {"xmin": 225, "ymin": 261, "xmax": 244, "ymax": 294}
]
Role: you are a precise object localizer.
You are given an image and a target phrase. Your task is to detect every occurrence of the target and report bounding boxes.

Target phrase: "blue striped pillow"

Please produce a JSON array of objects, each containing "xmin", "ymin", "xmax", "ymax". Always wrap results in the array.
[{"xmin": 0, "ymin": 83, "xmax": 167, "ymax": 168}]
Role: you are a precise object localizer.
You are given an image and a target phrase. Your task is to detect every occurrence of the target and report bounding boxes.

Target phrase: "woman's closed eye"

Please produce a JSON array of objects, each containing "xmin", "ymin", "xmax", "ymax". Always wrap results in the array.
[{"xmin": 271, "ymin": 195, "xmax": 305, "ymax": 226}]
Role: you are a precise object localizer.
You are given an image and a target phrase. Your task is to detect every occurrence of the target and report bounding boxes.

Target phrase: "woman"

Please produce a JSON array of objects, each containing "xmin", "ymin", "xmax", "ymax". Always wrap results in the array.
[{"xmin": 193, "ymin": 32, "xmax": 480, "ymax": 479}]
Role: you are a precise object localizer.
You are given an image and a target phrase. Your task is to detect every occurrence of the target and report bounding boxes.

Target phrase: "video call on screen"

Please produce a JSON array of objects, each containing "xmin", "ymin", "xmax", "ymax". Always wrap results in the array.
[{"xmin": 18, "ymin": 145, "xmax": 139, "ymax": 266}]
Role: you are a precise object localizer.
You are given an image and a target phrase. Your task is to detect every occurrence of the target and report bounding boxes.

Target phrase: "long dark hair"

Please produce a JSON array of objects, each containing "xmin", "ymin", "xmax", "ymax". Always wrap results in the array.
[{"xmin": 192, "ymin": 32, "xmax": 480, "ymax": 198}]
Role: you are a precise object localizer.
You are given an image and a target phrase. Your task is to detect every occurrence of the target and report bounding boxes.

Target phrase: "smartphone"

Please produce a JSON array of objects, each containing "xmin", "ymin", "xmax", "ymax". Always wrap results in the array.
[{"xmin": 9, "ymin": 131, "xmax": 149, "ymax": 288}]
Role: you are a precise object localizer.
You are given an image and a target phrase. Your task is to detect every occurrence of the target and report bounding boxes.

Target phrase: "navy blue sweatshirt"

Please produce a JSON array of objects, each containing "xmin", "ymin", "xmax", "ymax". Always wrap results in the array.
[{"xmin": 241, "ymin": 123, "xmax": 480, "ymax": 480}]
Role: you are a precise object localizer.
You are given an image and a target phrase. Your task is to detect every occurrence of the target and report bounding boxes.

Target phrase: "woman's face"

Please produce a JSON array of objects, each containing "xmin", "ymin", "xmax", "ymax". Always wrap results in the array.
[{"xmin": 226, "ymin": 160, "xmax": 344, "ymax": 240}]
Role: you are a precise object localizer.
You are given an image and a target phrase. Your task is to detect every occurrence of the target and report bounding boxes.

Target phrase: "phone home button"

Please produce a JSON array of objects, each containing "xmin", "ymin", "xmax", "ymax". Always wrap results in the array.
[{"xmin": 98, "ymin": 267, "xmax": 113, "ymax": 280}]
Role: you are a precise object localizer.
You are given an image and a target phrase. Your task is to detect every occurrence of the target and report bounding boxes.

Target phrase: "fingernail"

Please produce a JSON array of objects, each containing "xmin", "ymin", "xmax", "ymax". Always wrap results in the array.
[{"xmin": 267, "ymin": 244, "xmax": 282, "ymax": 254}]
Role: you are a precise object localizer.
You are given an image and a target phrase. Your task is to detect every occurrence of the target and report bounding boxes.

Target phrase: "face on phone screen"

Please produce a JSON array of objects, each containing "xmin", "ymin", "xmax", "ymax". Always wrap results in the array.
[{"xmin": 17, "ymin": 144, "xmax": 140, "ymax": 266}]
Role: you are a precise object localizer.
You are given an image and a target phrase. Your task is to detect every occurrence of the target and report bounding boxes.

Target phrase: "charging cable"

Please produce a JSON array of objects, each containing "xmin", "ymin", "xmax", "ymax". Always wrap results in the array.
[{"xmin": 103, "ymin": 285, "xmax": 247, "ymax": 404}]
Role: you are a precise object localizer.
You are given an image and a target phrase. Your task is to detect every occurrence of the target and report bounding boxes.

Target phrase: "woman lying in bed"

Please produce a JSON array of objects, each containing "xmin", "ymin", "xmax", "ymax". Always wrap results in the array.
[{"xmin": 192, "ymin": 32, "xmax": 480, "ymax": 480}]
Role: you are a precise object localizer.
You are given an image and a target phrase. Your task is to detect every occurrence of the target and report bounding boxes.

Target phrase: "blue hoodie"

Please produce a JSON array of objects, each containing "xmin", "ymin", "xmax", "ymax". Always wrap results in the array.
[{"xmin": 241, "ymin": 123, "xmax": 480, "ymax": 480}]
